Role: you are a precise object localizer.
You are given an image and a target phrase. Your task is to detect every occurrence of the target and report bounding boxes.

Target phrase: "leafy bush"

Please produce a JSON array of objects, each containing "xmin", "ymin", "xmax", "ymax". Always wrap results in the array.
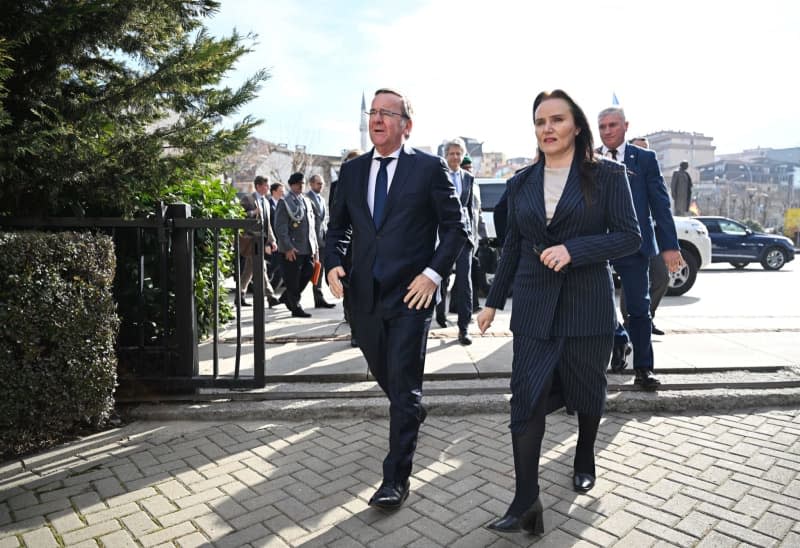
[{"xmin": 0, "ymin": 232, "xmax": 119, "ymax": 458}]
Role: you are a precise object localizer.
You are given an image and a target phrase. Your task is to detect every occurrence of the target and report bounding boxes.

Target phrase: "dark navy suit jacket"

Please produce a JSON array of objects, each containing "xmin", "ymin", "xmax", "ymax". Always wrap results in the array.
[
  {"xmin": 486, "ymin": 157, "xmax": 641, "ymax": 338},
  {"xmin": 325, "ymin": 145, "xmax": 468, "ymax": 314},
  {"xmin": 616, "ymin": 144, "xmax": 679, "ymax": 257}
]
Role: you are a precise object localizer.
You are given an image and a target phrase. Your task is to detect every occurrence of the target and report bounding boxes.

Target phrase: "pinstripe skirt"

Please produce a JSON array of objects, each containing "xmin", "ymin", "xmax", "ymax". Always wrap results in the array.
[{"xmin": 509, "ymin": 334, "xmax": 613, "ymax": 432}]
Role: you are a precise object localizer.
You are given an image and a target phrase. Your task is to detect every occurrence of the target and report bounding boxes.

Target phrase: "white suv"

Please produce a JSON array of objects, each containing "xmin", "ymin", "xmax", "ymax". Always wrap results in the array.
[
  {"xmin": 476, "ymin": 179, "xmax": 711, "ymax": 296},
  {"xmin": 668, "ymin": 216, "xmax": 711, "ymax": 296}
]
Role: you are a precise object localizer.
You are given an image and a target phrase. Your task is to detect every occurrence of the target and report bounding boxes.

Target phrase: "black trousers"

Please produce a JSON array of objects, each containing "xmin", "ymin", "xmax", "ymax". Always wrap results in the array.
[
  {"xmin": 353, "ymin": 299, "xmax": 432, "ymax": 484},
  {"xmin": 280, "ymin": 253, "xmax": 313, "ymax": 311}
]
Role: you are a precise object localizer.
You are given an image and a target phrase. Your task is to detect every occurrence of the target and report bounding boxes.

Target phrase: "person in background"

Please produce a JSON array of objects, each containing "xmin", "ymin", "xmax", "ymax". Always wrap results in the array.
[
  {"xmin": 621, "ymin": 136, "xmax": 669, "ymax": 336},
  {"xmin": 274, "ymin": 172, "xmax": 317, "ymax": 318},
  {"xmin": 326, "ymin": 88, "xmax": 467, "ymax": 510},
  {"xmin": 267, "ymin": 182, "xmax": 286, "ymax": 291},
  {"xmin": 462, "ymin": 155, "xmax": 491, "ymax": 310},
  {"xmin": 238, "ymin": 175, "xmax": 280, "ymax": 308},
  {"xmin": 671, "ymin": 161, "xmax": 693, "ymax": 216},
  {"xmin": 597, "ymin": 106, "xmax": 683, "ymax": 388},
  {"xmin": 435, "ymin": 137, "xmax": 475, "ymax": 345},
  {"xmin": 307, "ymin": 174, "xmax": 335, "ymax": 309}
]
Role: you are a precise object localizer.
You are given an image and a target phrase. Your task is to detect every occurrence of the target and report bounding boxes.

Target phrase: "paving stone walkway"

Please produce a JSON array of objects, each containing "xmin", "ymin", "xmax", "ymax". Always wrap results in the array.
[{"xmin": 2, "ymin": 407, "xmax": 799, "ymax": 547}]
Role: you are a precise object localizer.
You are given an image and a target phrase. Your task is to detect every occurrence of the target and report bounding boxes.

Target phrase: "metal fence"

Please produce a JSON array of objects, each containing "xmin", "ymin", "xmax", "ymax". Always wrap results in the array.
[{"xmin": 0, "ymin": 203, "xmax": 266, "ymax": 394}]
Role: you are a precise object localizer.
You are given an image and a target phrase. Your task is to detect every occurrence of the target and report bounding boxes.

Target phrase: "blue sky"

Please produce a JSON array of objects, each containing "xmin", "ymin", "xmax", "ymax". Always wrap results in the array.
[{"xmin": 206, "ymin": 0, "xmax": 799, "ymax": 158}]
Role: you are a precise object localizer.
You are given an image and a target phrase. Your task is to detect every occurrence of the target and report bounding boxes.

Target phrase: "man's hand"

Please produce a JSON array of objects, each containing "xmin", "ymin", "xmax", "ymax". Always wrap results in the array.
[
  {"xmin": 662, "ymin": 249, "xmax": 684, "ymax": 273},
  {"xmin": 403, "ymin": 274, "xmax": 438, "ymax": 310},
  {"xmin": 285, "ymin": 249, "xmax": 297, "ymax": 262},
  {"xmin": 476, "ymin": 307, "xmax": 496, "ymax": 334},
  {"xmin": 327, "ymin": 266, "xmax": 346, "ymax": 299}
]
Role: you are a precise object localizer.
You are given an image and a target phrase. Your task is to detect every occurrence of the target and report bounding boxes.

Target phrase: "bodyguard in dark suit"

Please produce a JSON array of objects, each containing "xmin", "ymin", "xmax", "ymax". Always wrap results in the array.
[
  {"xmin": 435, "ymin": 137, "xmax": 474, "ymax": 344},
  {"xmin": 597, "ymin": 106, "xmax": 684, "ymax": 389},
  {"xmin": 306, "ymin": 174, "xmax": 335, "ymax": 309},
  {"xmin": 267, "ymin": 182, "xmax": 285, "ymax": 291},
  {"xmin": 326, "ymin": 88, "xmax": 467, "ymax": 510},
  {"xmin": 478, "ymin": 90, "xmax": 640, "ymax": 534}
]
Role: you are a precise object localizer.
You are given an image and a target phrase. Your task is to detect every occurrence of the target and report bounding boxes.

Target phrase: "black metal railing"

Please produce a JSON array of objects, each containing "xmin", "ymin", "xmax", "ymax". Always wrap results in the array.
[{"xmin": 0, "ymin": 204, "xmax": 266, "ymax": 393}]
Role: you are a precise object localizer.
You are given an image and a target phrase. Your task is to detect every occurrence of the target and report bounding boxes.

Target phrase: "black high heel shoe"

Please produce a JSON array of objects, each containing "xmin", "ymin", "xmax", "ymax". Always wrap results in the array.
[{"xmin": 487, "ymin": 497, "xmax": 544, "ymax": 534}]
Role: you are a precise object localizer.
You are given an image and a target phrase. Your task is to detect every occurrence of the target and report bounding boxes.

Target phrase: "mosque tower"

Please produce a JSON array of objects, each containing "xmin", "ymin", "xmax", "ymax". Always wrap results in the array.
[{"xmin": 360, "ymin": 91, "xmax": 368, "ymax": 151}]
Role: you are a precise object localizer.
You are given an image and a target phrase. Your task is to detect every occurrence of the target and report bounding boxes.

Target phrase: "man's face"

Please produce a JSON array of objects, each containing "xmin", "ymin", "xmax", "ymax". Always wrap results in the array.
[
  {"xmin": 598, "ymin": 113, "xmax": 628, "ymax": 150},
  {"xmin": 445, "ymin": 145, "xmax": 464, "ymax": 172},
  {"xmin": 289, "ymin": 182, "xmax": 303, "ymax": 195},
  {"xmin": 272, "ymin": 185, "xmax": 285, "ymax": 199},
  {"xmin": 255, "ymin": 183, "xmax": 268, "ymax": 196},
  {"xmin": 309, "ymin": 178, "xmax": 323, "ymax": 194},
  {"xmin": 369, "ymin": 92, "xmax": 411, "ymax": 155},
  {"xmin": 461, "ymin": 163, "xmax": 473, "ymax": 173}
]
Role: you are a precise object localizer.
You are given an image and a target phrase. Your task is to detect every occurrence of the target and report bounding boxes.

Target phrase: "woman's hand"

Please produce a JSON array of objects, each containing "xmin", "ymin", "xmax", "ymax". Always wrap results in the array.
[
  {"xmin": 477, "ymin": 307, "xmax": 496, "ymax": 334},
  {"xmin": 540, "ymin": 244, "xmax": 571, "ymax": 272}
]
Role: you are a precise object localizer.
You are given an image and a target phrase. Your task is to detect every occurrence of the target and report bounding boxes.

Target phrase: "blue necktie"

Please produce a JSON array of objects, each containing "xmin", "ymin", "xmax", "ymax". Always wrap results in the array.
[
  {"xmin": 373, "ymin": 157, "xmax": 394, "ymax": 227},
  {"xmin": 451, "ymin": 171, "xmax": 461, "ymax": 197}
]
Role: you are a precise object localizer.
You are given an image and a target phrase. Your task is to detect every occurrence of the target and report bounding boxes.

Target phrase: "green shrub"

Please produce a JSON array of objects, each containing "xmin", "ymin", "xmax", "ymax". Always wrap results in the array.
[{"xmin": 0, "ymin": 231, "xmax": 119, "ymax": 458}]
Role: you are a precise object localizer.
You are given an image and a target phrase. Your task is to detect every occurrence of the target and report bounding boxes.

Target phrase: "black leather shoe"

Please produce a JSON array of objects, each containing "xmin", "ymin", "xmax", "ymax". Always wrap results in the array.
[
  {"xmin": 236, "ymin": 295, "xmax": 251, "ymax": 307},
  {"xmin": 573, "ymin": 473, "xmax": 596, "ymax": 493},
  {"xmin": 634, "ymin": 369, "xmax": 661, "ymax": 391},
  {"xmin": 435, "ymin": 316, "xmax": 448, "ymax": 328},
  {"xmin": 291, "ymin": 308, "xmax": 312, "ymax": 318},
  {"xmin": 350, "ymin": 336, "xmax": 358, "ymax": 348},
  {"xmin": 609, "ymin": 342, "xmax": 632, "ymax": 372},
  {"xmin": 487, "ymin": 498, "xmax": 543, "ymax": 535},
  {"xmin": 458, "ymin": 330, "xmax": 472, "ymax": 345},
  {"xmin": 368, "ymin": 480, "xmax": 410, "ymax": 510},
  {"xmin": 651, "ymin": 324, "xmax": 665, "ymax": 335},
  {"xmin": 315, "ymin": 300, "xmax": 336, "ymax": 309},
  {"xmin": 267, "ymin": 296, "xmax": 280, "ymax": 308}
]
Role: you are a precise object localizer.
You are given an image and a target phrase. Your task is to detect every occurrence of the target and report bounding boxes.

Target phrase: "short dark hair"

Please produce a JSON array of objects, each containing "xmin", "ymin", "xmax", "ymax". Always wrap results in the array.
[
  {"xmin": 269, "ymin": 182, "xmax": 283, "ymax": 193},
  {"xmin": 288, "ymin": 172, "xmax": 305, "ymax": 185},
  {"xmin": 254, "ymin": 175, "xmax": 268, "ymax": 187},
  {"xmin": 374, "ymin": 88, "xmax": 413, "ymax": 119}
]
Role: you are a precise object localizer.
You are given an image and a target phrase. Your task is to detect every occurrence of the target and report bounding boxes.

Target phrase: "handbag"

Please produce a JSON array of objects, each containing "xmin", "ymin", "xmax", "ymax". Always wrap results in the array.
[{"xmin": 238, "ymin": 233, "xmax": 255, "ymax": 257}]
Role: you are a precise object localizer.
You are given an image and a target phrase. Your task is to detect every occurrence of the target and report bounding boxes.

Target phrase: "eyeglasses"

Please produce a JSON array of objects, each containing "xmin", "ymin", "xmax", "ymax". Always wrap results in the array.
[{"xmin": 365, "ymin": 108, "xmax": 407, "ymax": 120}]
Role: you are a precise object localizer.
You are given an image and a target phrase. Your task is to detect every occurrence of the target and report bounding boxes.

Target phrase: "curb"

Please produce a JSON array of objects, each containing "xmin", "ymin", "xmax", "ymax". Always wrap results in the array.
[{"xmin": 122, "ymin": 386, "xmax": 800, "ymax": 422}]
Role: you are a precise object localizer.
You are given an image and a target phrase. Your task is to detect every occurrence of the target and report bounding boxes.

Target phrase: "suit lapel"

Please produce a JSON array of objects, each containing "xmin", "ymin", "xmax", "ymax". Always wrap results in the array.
[{"xmin": 517, "ymin": 162, "xmax": 547, "ymax": 233}]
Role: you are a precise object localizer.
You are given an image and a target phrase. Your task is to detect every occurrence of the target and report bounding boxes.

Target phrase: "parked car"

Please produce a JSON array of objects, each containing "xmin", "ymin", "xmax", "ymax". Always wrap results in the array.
[
  {"xmin": 692, "ymin": 216, "xmax": 796, "ymax": 270},
  {"xmin": 668, "ymin": 216, "xmax": 712, "ymax": 296},
  {"xmin": 475, "ymin": 178, "xmax": 711, "ymax": 296}
]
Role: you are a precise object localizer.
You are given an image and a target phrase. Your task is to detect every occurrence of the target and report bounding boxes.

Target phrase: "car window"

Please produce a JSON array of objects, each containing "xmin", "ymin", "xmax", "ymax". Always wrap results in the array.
[
  {"xmin": 476, "ymin": 181, "xmax": 506, "ymax": 211},
  {"xmin": 702, "ymin": 219, "xmax": 721, "ymax": 233},
  {"xmin": 718, "ymin": 219, "xmax": 747, "ymax": 235}
]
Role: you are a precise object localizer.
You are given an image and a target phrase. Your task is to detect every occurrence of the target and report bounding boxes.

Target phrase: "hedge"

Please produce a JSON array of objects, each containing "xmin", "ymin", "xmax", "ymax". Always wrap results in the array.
[{"xmin": 0, "ymin": 231, "xmax": 119, "ymax": 458}]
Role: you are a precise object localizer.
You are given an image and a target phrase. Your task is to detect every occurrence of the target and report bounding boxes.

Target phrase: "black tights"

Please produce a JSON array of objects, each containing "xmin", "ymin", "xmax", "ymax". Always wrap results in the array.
[{"xmin": 506, "ymin": 374, "xmax": 601, "ymax": 517}]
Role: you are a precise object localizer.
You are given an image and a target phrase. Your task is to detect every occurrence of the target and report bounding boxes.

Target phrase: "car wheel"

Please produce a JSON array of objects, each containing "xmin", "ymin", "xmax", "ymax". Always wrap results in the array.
[
  {"xmin": 667, "ymin": 248, "xmax": 699, "ymax": 296},
  {"xmin": 729, "ymin": 262, "xmax": 749, "ymax": 269},
  {"xmin": 760, "ymin": 247, "xmax": 787, "ymax": 270}
]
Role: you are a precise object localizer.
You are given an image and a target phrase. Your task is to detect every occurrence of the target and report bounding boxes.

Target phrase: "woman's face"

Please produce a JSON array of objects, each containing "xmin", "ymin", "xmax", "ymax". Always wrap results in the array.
[{"xmin": 534, "ymin": 98, "xmax": 579, "ymax": 160}]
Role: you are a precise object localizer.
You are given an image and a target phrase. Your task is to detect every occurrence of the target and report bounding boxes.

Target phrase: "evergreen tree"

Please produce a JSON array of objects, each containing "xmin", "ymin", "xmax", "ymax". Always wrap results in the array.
[{"xmin": 0, "ymin": 0, "xmax": 268, "ymax": 216}]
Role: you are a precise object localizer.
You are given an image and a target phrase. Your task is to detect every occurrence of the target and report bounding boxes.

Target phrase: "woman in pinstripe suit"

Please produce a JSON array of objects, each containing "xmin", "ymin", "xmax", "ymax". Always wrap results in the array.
[{"xmin": 477, "ymin": 90, "xmax": 641, "ymax": 535}]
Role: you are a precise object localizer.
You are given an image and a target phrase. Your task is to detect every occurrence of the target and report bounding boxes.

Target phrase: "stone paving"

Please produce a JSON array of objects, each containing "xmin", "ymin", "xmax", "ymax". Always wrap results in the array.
[{"xmin": 2, "ymin": 407, "xmax": 800, "ymax": 547}]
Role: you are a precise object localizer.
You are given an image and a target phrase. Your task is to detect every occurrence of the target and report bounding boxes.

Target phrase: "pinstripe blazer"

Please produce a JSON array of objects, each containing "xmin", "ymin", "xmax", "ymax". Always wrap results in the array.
[{"xmin": 485, "ymin": 156, "xmax": 641, "ymax": 338}]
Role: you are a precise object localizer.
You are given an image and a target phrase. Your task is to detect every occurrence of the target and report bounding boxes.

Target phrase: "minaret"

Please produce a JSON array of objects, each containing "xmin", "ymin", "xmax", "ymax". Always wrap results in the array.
[{"xmin": 360, "ymin": 91, "xmax": 368, "ymax": 151}]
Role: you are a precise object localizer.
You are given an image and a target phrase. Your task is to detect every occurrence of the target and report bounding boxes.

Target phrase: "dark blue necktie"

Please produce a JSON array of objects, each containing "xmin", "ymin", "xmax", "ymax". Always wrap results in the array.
[{"xmin": 373, "ymin": 157, "xmax": 394, "ymax": 227}]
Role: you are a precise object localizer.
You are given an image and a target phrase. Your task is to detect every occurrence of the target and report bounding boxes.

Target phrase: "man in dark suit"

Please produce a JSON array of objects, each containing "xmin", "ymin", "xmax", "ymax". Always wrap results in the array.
[
  {"xmin": 306, "ymin": 174, "xmax": 335, "ymax": 309},
  {"xmin": 435, "ymin": 137, "xmax": 474, "ymax": 345},
  {"xmin": 238, "ymin": 175, "xmax": 279, "ymax": 308},
  {"xmin": 267, "ymin": 182, "xmax": 285, "ymax": 291},
  {"xmin": 274, "ymin": 172, "xmax": 317, "ymax": 318},
  {"xmin": 326, "ymin": 88, "xmax": 467, "ymax": 509},
  {"xmin": 597, "ymin": 106, "xmax": 684, "ymax": 389}
]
